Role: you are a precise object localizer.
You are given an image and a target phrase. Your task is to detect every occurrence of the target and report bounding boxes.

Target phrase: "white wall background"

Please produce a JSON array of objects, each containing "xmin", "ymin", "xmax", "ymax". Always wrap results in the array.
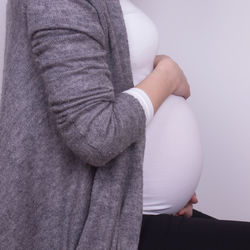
[{"xmin": 0, "ymin": 0, "xmax": 250, "ymax": 221}]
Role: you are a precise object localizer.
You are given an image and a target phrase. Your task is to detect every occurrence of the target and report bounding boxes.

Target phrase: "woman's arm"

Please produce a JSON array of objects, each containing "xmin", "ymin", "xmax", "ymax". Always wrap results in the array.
[
  {"xmin": 26, "ymin": 0, "xmax": 190, "ymax": 168},
  {"xmin": 26, "ymin": 0, "xmax": 148, "ymax": 167},
  {"xmin": 136, "ymin": 55, "xmax": 191, "ymax": 114},
  {"xmin": 122, "ymin": 55, "xmax": 191, "ymax": 126}
]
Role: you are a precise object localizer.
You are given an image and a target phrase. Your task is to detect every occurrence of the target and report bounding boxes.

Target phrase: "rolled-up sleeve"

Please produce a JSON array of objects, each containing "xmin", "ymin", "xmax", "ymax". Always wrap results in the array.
[{"xmin": 26, "ymin": 0, "xmax": 146, "ymax": 167}]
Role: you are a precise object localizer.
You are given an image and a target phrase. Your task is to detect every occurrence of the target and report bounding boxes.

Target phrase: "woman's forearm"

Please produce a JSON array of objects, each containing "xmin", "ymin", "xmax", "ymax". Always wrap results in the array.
[{"xmin": 135, "ymin": 65, "xmax": 175, "ymax": 114}]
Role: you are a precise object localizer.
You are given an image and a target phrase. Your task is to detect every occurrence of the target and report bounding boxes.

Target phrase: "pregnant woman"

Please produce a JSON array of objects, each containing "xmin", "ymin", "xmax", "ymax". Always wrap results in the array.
[
  {"xmin": 120, "ymin": 0, "xmax": 250, "ymax": 249},
  {"xmin": 1, "ymin": 0, "xmax": 250, "ymax": 250},
  {"xmin": 120, "ymin": 0, "xmax": 203, "ymax": 216}
]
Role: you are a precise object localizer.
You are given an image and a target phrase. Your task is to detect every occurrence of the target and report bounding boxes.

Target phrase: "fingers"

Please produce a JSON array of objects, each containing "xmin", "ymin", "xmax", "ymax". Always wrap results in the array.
[
  {"xmin": 176, "ymin": 204, "xmax": 193, "ymax": 218},
  {"xmin": 191, "ymin": 193, "xmax": 198, "ymax": 204},
  {"xmin": 177, "ymin": 211, "xmax": 184, "ymax": 216},
  {"xmin": 153, "ymin": 54, "xmax": 171, "ymax": 68},
  {"xmin": 178, "ymin": 207, "xmax": 185, "ymax": 215},
  {"xmin": 153, "ymin": 55, "xmax": 174, "ymax": 70},
  {"xmin": 183, "ymin": 78, "xmax": 191, "ymax": 99},
  {"xmin": 184, "ymin": 84, "xmax": 191, "ymax": 99},
  {"xmin": 176, "ymin": 193, "xmax": 198, "ymax": 218}
]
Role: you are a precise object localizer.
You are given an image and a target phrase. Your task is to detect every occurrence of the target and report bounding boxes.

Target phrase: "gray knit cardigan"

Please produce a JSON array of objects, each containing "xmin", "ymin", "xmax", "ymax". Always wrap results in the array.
[{"xmin": 0, "ymin": 0, "xmax": 147, "ymax": 249}]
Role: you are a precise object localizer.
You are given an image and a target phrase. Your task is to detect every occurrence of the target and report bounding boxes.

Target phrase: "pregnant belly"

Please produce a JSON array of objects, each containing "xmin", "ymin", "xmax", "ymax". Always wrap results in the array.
[{"xmin": 142, "ymin": 95, "xmax": 203, "ymax": 215}]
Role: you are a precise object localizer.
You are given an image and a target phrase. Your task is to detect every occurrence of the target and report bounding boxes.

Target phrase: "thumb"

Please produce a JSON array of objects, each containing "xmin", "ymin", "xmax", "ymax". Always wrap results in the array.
[
  {"xmin": 191, "ymin": 193, "xmax": 198, "ymax": 204},
  {"xmin": 153, "ymin": 55, "xmax": 163, "ymax": 68}
]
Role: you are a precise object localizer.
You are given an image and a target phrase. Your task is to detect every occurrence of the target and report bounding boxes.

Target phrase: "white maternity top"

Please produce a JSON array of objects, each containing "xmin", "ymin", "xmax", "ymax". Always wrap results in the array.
[{"xmin": 120, "ymin": 0, "xmax": 204, "ymax": 215}]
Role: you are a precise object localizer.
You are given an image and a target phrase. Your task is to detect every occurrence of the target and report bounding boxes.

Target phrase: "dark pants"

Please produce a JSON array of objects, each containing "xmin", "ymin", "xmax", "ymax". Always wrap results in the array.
[{"xmin": 138, "ymin": 209, "xmax": 250, "ymax": 250}]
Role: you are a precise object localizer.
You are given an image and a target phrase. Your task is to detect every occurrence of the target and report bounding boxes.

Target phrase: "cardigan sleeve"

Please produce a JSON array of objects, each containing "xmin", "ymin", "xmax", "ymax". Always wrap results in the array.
[{"xmin": 26, "ymin": 0, "xmax": 146, "ymax": 167}]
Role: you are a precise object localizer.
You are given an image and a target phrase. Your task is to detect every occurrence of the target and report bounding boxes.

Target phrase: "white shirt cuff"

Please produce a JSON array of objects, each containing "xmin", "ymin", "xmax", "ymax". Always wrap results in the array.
[{"xmin": 122, "ymin": 87, "xmax": 154, "ymax": 126}]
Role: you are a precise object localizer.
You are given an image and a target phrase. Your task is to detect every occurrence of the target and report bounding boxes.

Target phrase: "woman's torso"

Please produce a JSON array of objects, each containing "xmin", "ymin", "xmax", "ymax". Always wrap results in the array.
[{"xmin": 120, "ymin": 0, "xmax": 203, "ymax": 215}]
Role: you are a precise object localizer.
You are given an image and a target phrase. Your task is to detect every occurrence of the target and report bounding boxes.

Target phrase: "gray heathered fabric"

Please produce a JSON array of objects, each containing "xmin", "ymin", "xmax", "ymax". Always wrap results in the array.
[{"xmin": 0, "ymin": 0, "xmax": 147, "ymax": 249}]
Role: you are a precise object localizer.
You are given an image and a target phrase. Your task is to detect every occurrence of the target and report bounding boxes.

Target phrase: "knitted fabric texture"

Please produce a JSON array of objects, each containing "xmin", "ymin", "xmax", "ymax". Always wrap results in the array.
[{"xmin": 0, "ymin": 0, "xmax": 146, "ymax": 249}]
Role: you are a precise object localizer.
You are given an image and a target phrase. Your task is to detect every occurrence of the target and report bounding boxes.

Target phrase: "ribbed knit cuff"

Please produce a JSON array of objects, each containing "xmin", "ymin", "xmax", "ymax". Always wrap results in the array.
[{"xmin": 122, "ymin": 87, "xmax": 154, "ymax": 126}]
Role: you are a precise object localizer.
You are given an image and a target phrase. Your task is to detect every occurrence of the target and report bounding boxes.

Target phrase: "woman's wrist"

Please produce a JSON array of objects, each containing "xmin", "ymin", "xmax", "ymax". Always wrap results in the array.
[{"xmin": 154, "ymin": 63, "xmax": 176, "ymax": 94}]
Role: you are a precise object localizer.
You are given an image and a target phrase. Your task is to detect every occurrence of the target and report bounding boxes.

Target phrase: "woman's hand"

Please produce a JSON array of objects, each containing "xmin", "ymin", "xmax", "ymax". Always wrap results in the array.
[
  {"xmin": 153, "ymin": 54, "xmax": 172, "ymax": 69},
  {"xmin": 175, "ymin": 193, "xmax": 198, "ymax": 218},
  {"xmin": 153, "ymin": 54, "xmax": 191, "ymax": 100}
]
